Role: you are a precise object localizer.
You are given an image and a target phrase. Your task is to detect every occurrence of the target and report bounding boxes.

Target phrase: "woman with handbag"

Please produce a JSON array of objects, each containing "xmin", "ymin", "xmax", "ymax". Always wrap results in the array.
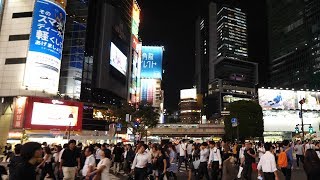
[
  {"xmin": 87, "ymin": 149, "xmax": 112, "ymax": 180},
  {"xmin": 38, "ymin": 147, "xmax": 55, "ymax": 180}
]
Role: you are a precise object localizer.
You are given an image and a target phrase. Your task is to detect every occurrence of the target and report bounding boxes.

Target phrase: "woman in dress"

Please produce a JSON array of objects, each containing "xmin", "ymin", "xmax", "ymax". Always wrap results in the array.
[
  {"xmin": 88, "ymin": 149, "xmax": 112, "ymax": 180},
  {"xmin": 38, "ymin": 146, "xmax": 55, "ymax": 180}
]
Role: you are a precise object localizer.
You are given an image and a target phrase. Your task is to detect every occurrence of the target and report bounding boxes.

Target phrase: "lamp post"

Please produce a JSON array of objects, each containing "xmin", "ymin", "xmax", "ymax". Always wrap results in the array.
[{"xmin": 299, "ymin": 98, "xmax": 305, "ymax": 141}]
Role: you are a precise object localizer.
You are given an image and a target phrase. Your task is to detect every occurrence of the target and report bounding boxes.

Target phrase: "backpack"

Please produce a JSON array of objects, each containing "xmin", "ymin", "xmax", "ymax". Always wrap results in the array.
[{"xmin": 278, "ymin": 152, "xmax": 288, "ymax": 168}]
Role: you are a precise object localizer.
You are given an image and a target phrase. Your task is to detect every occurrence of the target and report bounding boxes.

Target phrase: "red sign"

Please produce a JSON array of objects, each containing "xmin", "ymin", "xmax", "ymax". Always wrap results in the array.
[
  {"xmin": 132, "ymin": 36, "xmax": 139, "ymax": 50},
  {"xmin": 24, "ymin": 97, "xmax": 83, "ymax": 131},
  {"xmin": 12, "ymin": 97, "xmax": 27, "ymax": 129}
]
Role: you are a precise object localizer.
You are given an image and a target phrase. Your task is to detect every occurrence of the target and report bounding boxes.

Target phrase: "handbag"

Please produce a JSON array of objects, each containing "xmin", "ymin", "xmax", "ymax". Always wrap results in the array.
[
  {"xmin": 192, "ymin": 160, "xmax": 200, "ymax": 170},
  {"xmin": 252, "ymin": 162, "xmax": 258, "ymax": 171}
]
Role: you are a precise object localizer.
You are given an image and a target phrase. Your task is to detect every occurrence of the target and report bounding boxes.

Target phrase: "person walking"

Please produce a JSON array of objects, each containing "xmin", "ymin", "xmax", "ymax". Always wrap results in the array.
[
  {"xmin": 281, "ymin": 140, "xmax": 293, "ymax": 180},
  {"xmin": 208, "ymin": 141, "xmax": 222, "ymax": 180},
  {"xmin": 82, "ymin": 146, "xmax": 96, "ymax": 178},
  {"xmin": 87, "ymin": 149, "xmax": 112, "ymax": 180},
  {"xmin": 167, "ymin": 144, "xmax": 178, "ymax": 180},
  {"xmin": 303, "ymin": 149, "xmax": 320, "ymax": 180},
  {"xmin": 112, "ymin": 143, "xmax": 124, "ymax": 175},
  {"xmin": 60, "ymin": 140, "xmax": 81, "ymax": 180},
  {"xmin": 294, "ymin": 140, "xmax": 304, "ymax": 168},
  {"xmin": 222, "ymin": 153, "xmax": 238, "ymax": 180},
  {"xmin": 11, "ymin": 142, "xmax": 43, "ymax": 180},
  {"xmin": 257, "ymin": 142, "xmax": 266, "ymax": 161},
  {"xmin": 94, "ymin": 144, "xmax": 102, "ymax": 165},
  {"xmin": 38, "ymin": 146, "xmax": 55, "ymax": 180},
  {"xmin": 8, "ymin": 144, "xmax": 23, "ymax": 180},
  {"xmin": 124, "ymin": 144, "xmax": 135, "ymax": 175},
  {"xmin": 243, "ymin": 142, "xmax": 256, "ymax": 180},
  {"xmin": 131, "ymin": 144, "xmax": 152, "ymax": 180},
  {"xmin": 178, "ymin": 140, "xmax": 188, "ymax": 171},
  {"xmin": 257, "ymin": 143, "xmax": 279, "ymax": 180},
  {"xmin": 198, "ymin": 142, "xmax": 210, "ymax": 180},
  {"xmin": 156, "ymin": 148, "xmax": 167, "ymax": 180}
]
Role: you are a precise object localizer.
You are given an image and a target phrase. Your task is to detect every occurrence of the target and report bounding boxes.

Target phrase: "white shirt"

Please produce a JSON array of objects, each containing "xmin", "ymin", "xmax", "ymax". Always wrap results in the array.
[
  {"xmin": 124, "ymin": 150, "xmax": 128, "ymax": 159},
  {"xmin": 131, "ymin": 152, "xmax": 152, "ymax": 169},
  {"xmin": 257, "ymin": 151, "xmax": 277, "ymax": 173},
  {"xmin": 187, "ymin": 144, "xmax": 193, "ymax": 155},
  {"xmin": 208, "ymin": 147, "xmax": 222, "ymax": 165},
  {"xmin": 180, "ymin": 143, "xmax": 187, "ymax": 156},
  {"xmin": 176, "ymin": 144, "xmax": 181, "ymax": 154},
  {"xmin": 98, "ymin": 158, "xmax": 111, "ymax": 180},
  {"xmin": 258, "ymin": 147, "xmax": 266, "ymax": 159},
  {"xmin": 82, "ymin": 154, "xmax": 96, "ymax": 176},
  {"xmin": 59, "ymin": 148, "xmax": 65, "ymax": 163},
  {"xmin": 53, "ymin": 152, "xmax": 60, "ymax": 163},
  {"xmin": 95, "ymin": 148, "xmax": 101, "ymax": 160},
  {"xmin": 239, "ymin": 147, "xmax": 246, "ymax": 159},
  {"xmin": 295, "ymin": 144, "xmax": 304, "ymax": 155},
  {"xmin": 200, "ymin": 148, "xmax": 209, "ymax": 162},
  {"xmin": 305, "ymin": 144, "xmax": 315, "ymax": 150}
]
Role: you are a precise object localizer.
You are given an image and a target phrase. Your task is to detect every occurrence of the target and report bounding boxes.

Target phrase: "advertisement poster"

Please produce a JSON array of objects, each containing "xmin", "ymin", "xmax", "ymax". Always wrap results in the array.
[
  {"xmin": 258, "ymin": 89, "xmax": 296, "ymax": 110},
  {"xmin": 141, "ymin": 79, "xmax": 156, "ymax": 105},
  {"xmin": 110, "ymin": 42, "xmax": 127, "ymax": 75},
  {"xmin": 141, "ymin": 46, "xmax": 163, "ymax": 79},
  {"xmin": 24, "ymin": 0, "xmax": 66, "ymax": 94}
]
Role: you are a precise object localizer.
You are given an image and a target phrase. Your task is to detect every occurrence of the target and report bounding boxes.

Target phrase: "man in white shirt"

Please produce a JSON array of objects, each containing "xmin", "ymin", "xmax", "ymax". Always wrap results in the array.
[
  {"xmin": 258, "ymin": 142, "xmax": 266, "ymax": 160},
  {"xmin": 94, "ymin": 144, "xmax": 101, "ymax": 164},
  {"xmin": 131, "ymin": 144, "xmax": 152, "ymax": 180},
  {"xmin": 208, "ymin": 141, "xmax": 222, "ymax": 180},
  {"xmin": 82, "ymin": 146, "xmax": 96, "ymax": 177},
  {"xmin": 178, "ymin": 140, "xmax": 188, "ymax": 171},
  {"xmin": 294, "ymin": 140, "xmax": 304, "ymax": 168},
  {"xmin": 187, "ymin": 141, "xmax": 193, "ymax": 162},
  {"xmin": 198, "ymin": 142, "xmax": 210, "ymax": 180},
  {"xmin": 257, "ymin": 143, "xmax": 279, "ymax": 180}
]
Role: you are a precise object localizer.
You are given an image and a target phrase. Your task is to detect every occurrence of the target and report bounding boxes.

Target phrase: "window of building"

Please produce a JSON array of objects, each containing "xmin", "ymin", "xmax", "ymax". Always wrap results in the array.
[
  {"xmin": 5, "ymin": 58, "xmax": 26, "ymax": 64},
  {"xmin": 12, "ymin": 12, "xmax": 33, "ymax": 18},
  {"xmin": 8, "ymin": 34, "xmax": 30, "ymax": 41}
]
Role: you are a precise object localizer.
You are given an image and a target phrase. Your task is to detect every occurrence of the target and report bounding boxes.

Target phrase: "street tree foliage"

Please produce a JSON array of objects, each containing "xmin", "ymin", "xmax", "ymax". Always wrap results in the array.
[
  {"xmin": 111, "ymin": 101, "xmax": 159, "ymax": 135},
  {"xmin": 224, "ymin": 100, "xmax": 264, "ymax": 141}
]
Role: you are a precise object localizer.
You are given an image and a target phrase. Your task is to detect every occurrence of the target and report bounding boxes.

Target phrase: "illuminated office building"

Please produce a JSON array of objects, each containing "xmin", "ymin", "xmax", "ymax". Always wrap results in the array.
[
  {"xmin": 195, "ymin": 1, "xmax": 258, "ymax": 119},
  {"xmin": 179, "ymin": 89, "xmax": 201, "ymax": 124},
  {"xmin": 268, "ymin": 0, "xmax": 320, "ymax": 89}
]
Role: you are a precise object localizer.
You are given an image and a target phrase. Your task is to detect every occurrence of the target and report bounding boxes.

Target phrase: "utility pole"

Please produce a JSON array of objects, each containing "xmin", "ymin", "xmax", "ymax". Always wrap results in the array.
[{"xmin": 299, "ymin": 98, "xmax": 305, "ymax": 141}]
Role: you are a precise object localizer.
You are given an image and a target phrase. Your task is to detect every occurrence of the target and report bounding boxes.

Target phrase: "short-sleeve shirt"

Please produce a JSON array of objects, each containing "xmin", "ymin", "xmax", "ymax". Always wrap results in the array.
[
  {"xmin": 82, "ymin": 154, "xmax": 96, "ymax": 176},
  {"xmin": 244, "ymin": 148, "xmax": 255, "ymax": 164},
  {"xmin": 61, "ymin": 148, "xmax": 80, "ymax": 167}
]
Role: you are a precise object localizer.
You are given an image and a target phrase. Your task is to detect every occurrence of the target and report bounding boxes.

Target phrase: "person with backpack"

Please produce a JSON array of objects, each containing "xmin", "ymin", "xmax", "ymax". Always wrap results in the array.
[{"xmin": 278, "ymin": 140, "xmax": 293, "ymax": 180}]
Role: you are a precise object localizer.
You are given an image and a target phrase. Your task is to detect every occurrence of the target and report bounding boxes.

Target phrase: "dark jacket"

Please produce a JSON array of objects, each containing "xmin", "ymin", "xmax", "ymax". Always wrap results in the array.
[
  {"xmin": 10, "ymin": 161, "xmax": 36, "ymax": 180},
  {"xmin": 8, "ymin": 155, "xmax": 23, "ymax": 180},
  {"xmin": 126, "ymin": 149, "xmax": 135, "ymax": 162}
]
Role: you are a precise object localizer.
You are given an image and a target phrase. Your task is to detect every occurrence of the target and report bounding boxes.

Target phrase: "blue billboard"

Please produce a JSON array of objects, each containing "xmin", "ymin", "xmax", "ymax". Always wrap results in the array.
[
  {"xmin": 141, "ymin": 46, "xmax": 163, "ymax": 79},
  {"xmin": 24, "ymin": 0, "xmax": 66, "ymax": 93}
]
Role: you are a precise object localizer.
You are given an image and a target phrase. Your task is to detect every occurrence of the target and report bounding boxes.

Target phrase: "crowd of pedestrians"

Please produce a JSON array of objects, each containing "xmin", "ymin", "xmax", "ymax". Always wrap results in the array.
[{"xmin": 1, "ymin": 139, "xmax": 320, "ymax": 180}]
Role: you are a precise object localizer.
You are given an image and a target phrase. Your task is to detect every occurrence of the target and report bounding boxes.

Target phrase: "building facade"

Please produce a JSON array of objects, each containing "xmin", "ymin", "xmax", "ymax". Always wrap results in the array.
[
  {"xmin": 268, "ymin": 0, "xmax": 320, "ymax": 89},
  {"xmin": 195, "ymin": 1, "xmax": 258, "ymax": 119},
  {"xmin": 179, "ymin": 88, "xmax": 201, "ymax": 124}
]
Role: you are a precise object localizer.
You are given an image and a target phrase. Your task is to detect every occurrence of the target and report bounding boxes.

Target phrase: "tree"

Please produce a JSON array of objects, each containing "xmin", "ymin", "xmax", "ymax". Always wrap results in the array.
[{"xmin": 224, "ymin": 100, "xmax": 264, "ymax": 141}]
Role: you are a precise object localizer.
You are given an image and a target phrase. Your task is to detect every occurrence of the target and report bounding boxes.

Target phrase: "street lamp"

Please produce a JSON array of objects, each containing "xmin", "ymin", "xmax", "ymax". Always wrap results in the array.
[{"xmin": 299, "ymin": 98, "xmax": 305, "ymax": 141}]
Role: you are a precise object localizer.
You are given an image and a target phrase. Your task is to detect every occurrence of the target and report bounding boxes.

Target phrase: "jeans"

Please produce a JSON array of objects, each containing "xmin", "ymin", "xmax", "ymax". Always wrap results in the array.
[
  {"xmin": 134, "ymin": 167, "xmax": 147, "ymax": 180},
  {"xmin": 243, "ymin": 163, "xmax": 252, "ymax": 180},
  {"xmin": 197, "ymin": 162, "xmax": 210, "ymax": 180},
  {"xmin": 281, "ymin": 168, "xmax": 292, "ymax": 180},
  {"xmin": 62, "ymin": 166, "xmax": 77, "ymax": 180},
  {"xmin": 178, "ymin": 156, "xmax": 188, "ymax": 170},
  {"xmin": 210, "ymin": 161, "xmax": 220, "ymax": 180},
  {"xmin": 296, "ymin": 154, "xmax": 304, "ymax": 167},
  {"xmin": 113, "ymin": 162, "xmax": 121, "ymax": 173}
]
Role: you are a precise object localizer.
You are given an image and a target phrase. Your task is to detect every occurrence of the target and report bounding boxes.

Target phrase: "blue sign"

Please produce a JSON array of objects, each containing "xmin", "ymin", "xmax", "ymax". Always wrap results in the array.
[
  {"xmin": 231, "ymin": 118, "xmax": 238, "ymax": 127},
  {"xmin": 141, "ymin": 46, "xmax": 163, "ymax": 79},
  {"xmin": 29, "ymin": 0, "xmax": 66, "ymax": 60},
  {"xmin": 116, "ymin": 123, "xmax": 122, "ymax": 129}
]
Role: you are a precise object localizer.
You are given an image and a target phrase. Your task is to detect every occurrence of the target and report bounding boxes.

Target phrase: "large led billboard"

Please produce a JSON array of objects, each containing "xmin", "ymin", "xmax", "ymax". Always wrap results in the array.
[
  {"xmin": 24, "ymin": 97, "xmax": 83, "ymax": 131},
  {"xmin": 24, "ymin": 0, "xmax": 66, "ymax": 94},
  {"xmin": 132, "ymin": 2, "xmax": 140, "ymax": 38},
  {"xmin": 141, "ymin": 46, "xmax": 163, "ymax": 79},
  {"xmin": 258, "ymin": 88, "xmax": 320, "ymax": 110},
  {"xmin": 180, "ymin": 88, "xmax": 197, "ymax": 100},
  {"xmin": 110, "ymin": 42, "xmax": 127, "ymax": 76}
]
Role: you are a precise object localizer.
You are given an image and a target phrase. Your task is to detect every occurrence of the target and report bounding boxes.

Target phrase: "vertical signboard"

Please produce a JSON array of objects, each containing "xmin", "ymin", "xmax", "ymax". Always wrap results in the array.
[
  {"xmin": 132, "ymin": 2, "xmax": 140, "ymax": 38},
  {"xmin": 12, "ymin": 97, "xmax": 27, "ymax": 129},
  {"xmin": 141, "ymin": 46, "xmax": 163, "ymax": 79},
  {"xmin": 136, "ymin": 43, "xmax": 142, "ymax": 104},
  {"xmin": 24, "ymin": 0, "xmax": 66, "ymax": 94}
]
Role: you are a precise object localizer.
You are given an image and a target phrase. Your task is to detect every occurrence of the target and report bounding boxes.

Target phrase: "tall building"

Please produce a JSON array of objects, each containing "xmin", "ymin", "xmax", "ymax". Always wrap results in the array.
[
  {"xmin": 179, "ymin": 88, "xmax": 201, "ymax": 124},
  {"xmin": 195, "ymin": 1, "xmax": 258, "ymax": 119},
  {"xmin": 268, "ymin": 0, "xmax": 320, "ymax": 89}
]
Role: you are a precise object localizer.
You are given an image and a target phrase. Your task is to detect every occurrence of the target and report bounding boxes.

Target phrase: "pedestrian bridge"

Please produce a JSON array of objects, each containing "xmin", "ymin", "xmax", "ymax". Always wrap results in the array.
[{"xmin": 149, "ymin": 124, "xmax": 225, "ymax": 137}]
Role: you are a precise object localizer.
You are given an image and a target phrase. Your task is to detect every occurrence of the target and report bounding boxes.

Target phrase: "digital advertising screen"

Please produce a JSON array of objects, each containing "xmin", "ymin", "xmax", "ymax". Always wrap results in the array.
[
  {"xmin": 24, "ymin": 97, "xmax": 83, "ymax": 131},
  {"xmin": 110, "ymin": 42, "xmax": 127, "ymax": 76},
  {"xmin": 141, "ymin": 46, "xmax": 163, "ymax": 79},
  {"xmin": 258, "ymin": 89, "xmax": 296, "ymax": 110},
  {"xmin": 24, "ymin": 0, "xmax": 66, "ymax": 94},
  {"xmin": 180, "ymin": 88, "xmax": 197, "ymax": 100},
  {"xmin": 296, "ymin": 91, "xmax": 320, "ymax": 110}
]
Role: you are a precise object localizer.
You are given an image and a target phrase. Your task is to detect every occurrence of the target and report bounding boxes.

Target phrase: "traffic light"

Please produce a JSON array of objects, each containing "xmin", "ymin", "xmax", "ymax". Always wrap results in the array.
[
  {"xmin": 295, "ymin": 126, "xmax": 299, "ymax": 133},
  {"xmin": 309, "ymin": 125, "xmax": 314, "ymax": 134}
]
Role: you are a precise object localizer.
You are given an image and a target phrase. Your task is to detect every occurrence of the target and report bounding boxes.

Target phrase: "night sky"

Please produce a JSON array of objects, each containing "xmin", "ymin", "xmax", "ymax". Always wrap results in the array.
[{"xmin": 137, "ymin": 0, "xmax": 268, "ymax": 112}]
